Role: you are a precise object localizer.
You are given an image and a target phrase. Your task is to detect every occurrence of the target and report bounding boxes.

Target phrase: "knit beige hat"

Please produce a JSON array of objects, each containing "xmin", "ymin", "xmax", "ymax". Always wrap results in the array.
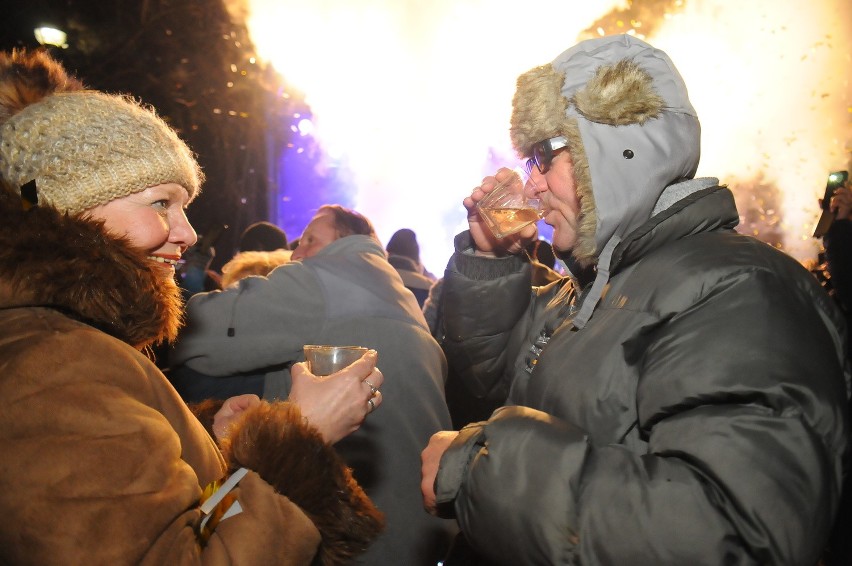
[{"xmin": 0, "ymin": 52, "xmax": 202, "ymax": 215}]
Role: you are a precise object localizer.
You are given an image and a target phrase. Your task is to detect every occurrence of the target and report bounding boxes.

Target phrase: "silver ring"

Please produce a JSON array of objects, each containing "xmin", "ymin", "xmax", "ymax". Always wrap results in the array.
[
  {"xmin": 367, "ymin": 398, "xmax": 375, "ymax": 413},
  {"xmin": 365, "ymin": 380, "xmax": 378, "ymax": 396}
]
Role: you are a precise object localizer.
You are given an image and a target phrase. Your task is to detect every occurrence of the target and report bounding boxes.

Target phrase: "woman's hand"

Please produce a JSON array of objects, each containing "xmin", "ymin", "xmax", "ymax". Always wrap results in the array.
[
  {"xmin": 213, "ymin": 394, "xmax": 262, "ymax": 442},
  {"xmin": 464, "ymin": 167, "xmax": 539, "ymax": 257},
  {"xmin": 289, "ymin": 349, "xmax": 384, "ymax": 444}
]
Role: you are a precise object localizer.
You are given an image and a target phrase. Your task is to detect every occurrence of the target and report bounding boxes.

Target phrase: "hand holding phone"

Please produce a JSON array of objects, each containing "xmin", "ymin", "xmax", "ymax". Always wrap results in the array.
[
  {"xmin": 829, "ymin": 185, "xmax": 852, "ymax": 221},
  {"xmin": 813, "ymin": 171, "xmax": 849, "ymax": 238}
]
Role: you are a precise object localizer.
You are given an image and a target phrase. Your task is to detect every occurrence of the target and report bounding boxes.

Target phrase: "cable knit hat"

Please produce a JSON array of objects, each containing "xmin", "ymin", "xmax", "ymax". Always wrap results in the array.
[{"xmin": 0, "ymin": 49, "xmax": 202, "ymax": 215}]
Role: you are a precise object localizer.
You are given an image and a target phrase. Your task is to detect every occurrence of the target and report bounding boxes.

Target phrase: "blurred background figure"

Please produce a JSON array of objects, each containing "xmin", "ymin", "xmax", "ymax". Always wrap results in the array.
[
  {"xmin": 238, "ymin": 220, "xmax": 289, "ymax": 252},
  {"xmin": 170, "ymin": 204, "xmax": 457, "ymax": 566},
  {"xmin": 386, "ymin": 228, "xmax": 436, "ymax": 307},
  {"xmin": 175, "ymin": 223, "xmax": 227, "ymax": 297}
]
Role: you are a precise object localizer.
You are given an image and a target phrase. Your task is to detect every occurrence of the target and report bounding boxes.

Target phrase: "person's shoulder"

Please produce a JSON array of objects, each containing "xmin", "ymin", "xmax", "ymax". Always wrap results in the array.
[
  {"xmin": 5, "ymin": 306, "xmax": 128, "ymax": 345},
  {"xmin": 626, "ymin": 231, "xmax": 794, "ymax": 297},
  {"xmin": 396, "ymin": 267, "xmax": 435, "ymax": 290},
  {"xmin": 388, "ymin": 254, "xmax": 419, "ymax": 272},
  {"xmin": 2, "ymin": 306, "xmax": 155, "ymax": 386}
]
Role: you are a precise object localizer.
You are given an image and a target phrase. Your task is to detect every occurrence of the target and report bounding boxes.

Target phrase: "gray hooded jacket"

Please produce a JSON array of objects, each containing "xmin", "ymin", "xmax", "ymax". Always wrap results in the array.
[{"xmin": 171, "ymin": 234, "xmax": 457, "ymax": 566}]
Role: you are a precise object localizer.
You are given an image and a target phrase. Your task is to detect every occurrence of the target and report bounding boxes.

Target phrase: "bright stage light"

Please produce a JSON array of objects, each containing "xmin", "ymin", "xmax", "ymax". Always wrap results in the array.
[
  {"xmin": 34, "ymin": 27, "xmax": 67, "ymax": 48},
  {"xmin": 297, "ymin": 118, "xmax": 314, "ymax": 137},
  {"xmin": 244, "ymin": 0, "xmax": 852, "ymax": 275}
]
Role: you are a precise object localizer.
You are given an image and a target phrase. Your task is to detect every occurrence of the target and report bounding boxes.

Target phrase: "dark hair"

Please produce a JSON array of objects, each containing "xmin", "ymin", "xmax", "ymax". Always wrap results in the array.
[
  {"xmin": 318, "ymin": 204, "xmax": 378, "ymax": 241},
  {"xmin": 239, "ymin": 221, "xmax": 288, "ymax": 252},
  {"xmin": 386, "ymin": 228, "xmax": 421, "ymax": 263}
]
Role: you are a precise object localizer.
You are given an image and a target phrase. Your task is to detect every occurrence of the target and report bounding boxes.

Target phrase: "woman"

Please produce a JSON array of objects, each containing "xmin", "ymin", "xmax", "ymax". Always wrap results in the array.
[{"xmin": 0, "ymin": 49, "xmax": 383, "ymax": 565}]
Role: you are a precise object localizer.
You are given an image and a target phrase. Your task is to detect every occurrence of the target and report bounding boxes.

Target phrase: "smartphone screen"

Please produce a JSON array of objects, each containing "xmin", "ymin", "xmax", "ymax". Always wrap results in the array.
[{"xmin": 813, "ymin": 170, "xmax": 849, "ymax": 238}]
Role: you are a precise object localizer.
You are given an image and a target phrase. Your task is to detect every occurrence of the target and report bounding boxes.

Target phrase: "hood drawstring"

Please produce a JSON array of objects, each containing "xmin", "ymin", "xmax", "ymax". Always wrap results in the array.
[{"xmin": 572, "ymin": 235, "xmax": 621, "ymax": 329}]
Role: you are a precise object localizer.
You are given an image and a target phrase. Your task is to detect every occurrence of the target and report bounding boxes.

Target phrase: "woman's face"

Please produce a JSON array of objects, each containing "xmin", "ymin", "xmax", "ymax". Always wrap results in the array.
[
  {"xmin": 84, "ymin": 183, "xmax": 197, "ymax": 275},
  {"xmin": 291, "ymin": 210, "xmax": 339, "ymax": 261}
]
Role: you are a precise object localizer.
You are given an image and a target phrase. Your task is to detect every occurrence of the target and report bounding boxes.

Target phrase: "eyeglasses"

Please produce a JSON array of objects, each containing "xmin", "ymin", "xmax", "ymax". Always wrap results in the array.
[{"xmin": 525, "ymin": 136, "xmax": 569, "ymax": 175}]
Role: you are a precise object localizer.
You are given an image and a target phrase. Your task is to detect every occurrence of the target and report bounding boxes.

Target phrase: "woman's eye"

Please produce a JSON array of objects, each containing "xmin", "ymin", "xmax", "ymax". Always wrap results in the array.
[{"xmin": 152, "ymin": 199, "xmax": 169, "ymax": 210}]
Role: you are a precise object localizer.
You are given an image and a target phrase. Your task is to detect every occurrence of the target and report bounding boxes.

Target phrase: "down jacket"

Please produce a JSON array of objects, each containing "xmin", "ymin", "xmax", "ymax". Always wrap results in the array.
[
  {"xmin": 436, "ymin": 184, "xmax": 851, "ymax": 565},
  {"xmin": 0, "ymin": 185, "xmax": 382, "ymax": 565}
]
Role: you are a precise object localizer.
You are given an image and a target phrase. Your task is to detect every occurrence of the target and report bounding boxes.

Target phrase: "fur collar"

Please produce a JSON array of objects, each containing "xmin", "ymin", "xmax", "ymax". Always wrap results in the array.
[{"xmin": 0, "ymin": 183, "xmax": 184, "ymax": 349}]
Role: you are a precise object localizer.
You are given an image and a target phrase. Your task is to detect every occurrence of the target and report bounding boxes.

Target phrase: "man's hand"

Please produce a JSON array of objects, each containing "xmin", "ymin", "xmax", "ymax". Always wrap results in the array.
[
  {"xmin": 420, "ymin": 430, "xmax": 460, "ymax": 515},
  {"xmin": 464, "ymin": 168, "xmax": 539, "ymax": 257}
]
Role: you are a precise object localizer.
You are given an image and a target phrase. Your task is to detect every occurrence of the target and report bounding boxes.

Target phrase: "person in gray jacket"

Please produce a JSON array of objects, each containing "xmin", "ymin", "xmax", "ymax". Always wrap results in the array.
[
  {"xmin": 421, "ymin": 34, "xmax": 851, "ymax": 565},
  {"xmin": 171, "ymin": 204, "xmax": 457, "ymax": 565}
]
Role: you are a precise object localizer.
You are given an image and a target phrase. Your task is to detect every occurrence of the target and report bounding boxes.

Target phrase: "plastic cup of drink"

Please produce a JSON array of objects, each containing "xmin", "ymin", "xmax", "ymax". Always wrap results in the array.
[
  {"xmin": 303, "ymin": 345, "xmax": 369, "ymax": 376},
  {"xmin": 476, "ymin": 167, "xmax": 544, "ymax": 239}
]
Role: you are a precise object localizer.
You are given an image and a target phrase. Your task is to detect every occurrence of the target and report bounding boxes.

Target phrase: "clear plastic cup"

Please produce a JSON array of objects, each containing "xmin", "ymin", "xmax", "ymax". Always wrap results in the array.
[
  {"xmin": 476, "ymin": 167, "xmax": 543, "ymax": 239},
  {"xmin": 303, "ymin": 345, "xmax": 369, "ymax": 376}
]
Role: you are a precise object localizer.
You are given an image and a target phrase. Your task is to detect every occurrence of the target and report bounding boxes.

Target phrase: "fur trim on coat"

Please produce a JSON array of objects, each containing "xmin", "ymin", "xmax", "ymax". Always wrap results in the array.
[
  {"xmin": 0, "ymin": 49, "xmax": 84, "ymax": 122},
  {"xmin": 0, "ymin": 179, "xmax": 183, "ymax": 349},
  {"xmin": 510, "ymin": 64, "xmax": 600, "ymax": 264},
  {"xmin": 221, "ymin": 401, "xmax": 385, "ymax": 566}
]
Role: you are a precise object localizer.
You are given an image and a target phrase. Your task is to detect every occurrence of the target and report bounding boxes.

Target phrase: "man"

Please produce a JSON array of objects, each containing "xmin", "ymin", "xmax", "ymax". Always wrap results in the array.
[
  {"xmin": 172, "ymin": 204, "xmax": 457, "ymax": 566},
  {"xmin": 421, "ymin": 34, "xmax": 850, "ymax": 565}
]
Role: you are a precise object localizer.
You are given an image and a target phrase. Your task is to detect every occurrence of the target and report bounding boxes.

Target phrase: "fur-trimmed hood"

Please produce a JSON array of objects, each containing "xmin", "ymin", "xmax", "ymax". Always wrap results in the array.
[
  {"xmin": 510, "ymin": 34, "xmax": 700, "ymax": 267},
  {"xmin": 0, "ymin": 180, "xmax": 183, "ymax": 349}
]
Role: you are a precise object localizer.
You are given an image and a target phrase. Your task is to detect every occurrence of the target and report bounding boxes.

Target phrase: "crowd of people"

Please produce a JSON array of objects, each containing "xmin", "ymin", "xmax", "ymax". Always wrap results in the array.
[{"xmin": 1, "ymin": 34, "xmax": 850, "ymax": 566}]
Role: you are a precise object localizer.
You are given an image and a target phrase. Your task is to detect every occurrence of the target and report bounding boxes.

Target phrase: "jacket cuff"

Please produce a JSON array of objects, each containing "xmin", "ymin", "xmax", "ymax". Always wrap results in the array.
[
  {"xmin": 451, "ymin": 231, "xmax": 529, "ymax": 281},
  {"xmin": 434, "ymin": 421, "xmax": 487, "ymax": 518}
]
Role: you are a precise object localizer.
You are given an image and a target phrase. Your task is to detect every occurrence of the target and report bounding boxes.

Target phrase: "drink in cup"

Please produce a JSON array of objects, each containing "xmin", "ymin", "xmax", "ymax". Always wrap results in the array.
[
  {"xmin": 303, "ymin": 344, "xmax": 369, "ymax": 376},
  {"xmin": 476, "ymin": 167, "xmax": 544, "ymax": 239}
]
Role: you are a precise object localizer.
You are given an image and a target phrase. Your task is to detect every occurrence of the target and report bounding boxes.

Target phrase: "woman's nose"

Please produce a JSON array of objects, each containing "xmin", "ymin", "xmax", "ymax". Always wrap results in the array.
[{"xmin": 171, "ymin": 209, "xmax": 198, "ymax": 248}]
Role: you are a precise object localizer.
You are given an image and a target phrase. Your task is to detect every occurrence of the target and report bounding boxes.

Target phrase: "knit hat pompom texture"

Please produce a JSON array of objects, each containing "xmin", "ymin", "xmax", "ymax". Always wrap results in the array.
[{"xmin": 0, "ymin": 50, "xmax": 202, "ymax": 215}]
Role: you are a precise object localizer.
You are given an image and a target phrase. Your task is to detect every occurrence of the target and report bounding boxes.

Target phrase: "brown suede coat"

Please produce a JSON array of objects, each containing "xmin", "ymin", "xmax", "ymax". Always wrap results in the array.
[{"xmin": 0, "ymin": 184, "xmax": 382, "ymax": 564}]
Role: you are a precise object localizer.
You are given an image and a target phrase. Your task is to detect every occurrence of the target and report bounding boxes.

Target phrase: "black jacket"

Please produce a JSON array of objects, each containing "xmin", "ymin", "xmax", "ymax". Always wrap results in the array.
[{"xmin": 437, "ymin": 185, "xmax": 850, "ymax": 565}]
